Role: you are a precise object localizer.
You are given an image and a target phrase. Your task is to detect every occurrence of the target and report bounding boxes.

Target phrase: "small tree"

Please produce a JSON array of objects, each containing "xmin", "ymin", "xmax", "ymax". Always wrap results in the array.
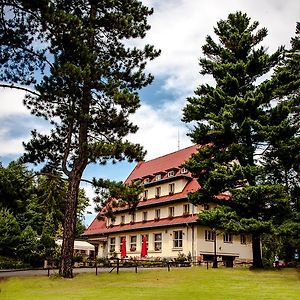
[
  {"xmin": 0, "ymin": 208, "xmax": 20, "ymax": 256},
  {"xmin": 17, "ymin": 225, "xmax": 40, "ymax": 266},
  {"xmin": 183, "ymin": 12, "xmax": 296, "ymax": 268}
]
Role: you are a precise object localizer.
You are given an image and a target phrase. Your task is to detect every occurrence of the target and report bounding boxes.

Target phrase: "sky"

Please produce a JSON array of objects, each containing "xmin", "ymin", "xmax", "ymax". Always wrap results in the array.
[{"xmin": 1, "ymin": 0, "xmax": 299, "ymax": 225}]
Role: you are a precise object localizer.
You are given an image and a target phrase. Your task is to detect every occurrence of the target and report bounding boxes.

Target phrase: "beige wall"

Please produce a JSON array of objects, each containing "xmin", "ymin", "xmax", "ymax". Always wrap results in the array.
[
  {"xmin": 92, "ymin": 174, "xmax": 253, "ymax": 262},
  {"xmin": 196, "ymin": 227, "xmax": 252, "ymax": 261},
  {"xmin": 143, "ymin": 177, "xmax": 188, "ymax": 200},
  {"xmin": 106, "ymin": 225, "xmax": 193, "ymax": 259},
  {"xmin": 99, "ymin": 225, "xmax": 252, "ymax": 262},
  {"xmin": 110, "ymin": 202, "xmax": 202, "ymax": 227}
]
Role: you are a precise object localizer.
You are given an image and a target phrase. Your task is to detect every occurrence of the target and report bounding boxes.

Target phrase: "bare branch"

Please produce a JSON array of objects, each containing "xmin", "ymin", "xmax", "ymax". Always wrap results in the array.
[
  {"xmin": 0, "ymin": 83, "xmax": 39, "ymax": 96},
  {"xmin": 24, "ymin": 171, "xmax": 94, "ymax": 185}
]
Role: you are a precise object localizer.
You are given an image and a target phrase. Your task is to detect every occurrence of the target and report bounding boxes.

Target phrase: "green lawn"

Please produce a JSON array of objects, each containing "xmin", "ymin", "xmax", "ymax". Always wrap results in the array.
[{"xmin": 1, "ymin": 267, "xmax": 299, "ymax": 300}]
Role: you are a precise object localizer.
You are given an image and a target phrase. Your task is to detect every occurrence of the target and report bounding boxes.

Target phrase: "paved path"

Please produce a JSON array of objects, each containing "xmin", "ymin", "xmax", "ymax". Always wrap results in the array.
[
  {"xmin": 0, "ymin": 266, "xmax": 167, "ymax": 278},
  {"xmin": 0, "ymin": 267, "xmax": 112, "ymax": 278}
]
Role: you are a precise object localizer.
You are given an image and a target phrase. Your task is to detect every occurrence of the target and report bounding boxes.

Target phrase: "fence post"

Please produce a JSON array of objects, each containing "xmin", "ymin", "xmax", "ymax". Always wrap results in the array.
[{"xmin": 95, "ymin": 260, "xmax": 98, "ymax": 276}]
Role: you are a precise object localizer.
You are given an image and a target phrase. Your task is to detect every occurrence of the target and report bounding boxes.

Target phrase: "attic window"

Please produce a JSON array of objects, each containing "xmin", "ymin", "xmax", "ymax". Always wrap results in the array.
[
  {"xmin": 180, "ymin": 167, "xmax": 187, "ymax": 174},
  {"xmin": 155, "ymin": 174, "xmax": 162, "ymax": 181},
  {"xmin": 168, "ymin": 170, "xmax": 175, "ymax": 177},
  {"xmin": 144, "ymin": 178, "xmax": 150, "ymax": 184}
]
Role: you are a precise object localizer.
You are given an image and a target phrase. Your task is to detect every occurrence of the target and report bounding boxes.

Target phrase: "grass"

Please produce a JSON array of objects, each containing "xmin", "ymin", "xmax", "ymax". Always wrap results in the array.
[{"xmin": 1, "ymin": 267, "xmax": 300, "ymax": 300}]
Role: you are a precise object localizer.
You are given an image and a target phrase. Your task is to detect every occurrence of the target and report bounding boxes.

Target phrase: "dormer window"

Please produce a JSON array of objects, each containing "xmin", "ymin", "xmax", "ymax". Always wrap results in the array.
[
  {"xmin": 168, "ymin": 170, "xmax": 175, "ymax": 177},
  {"xmin": 155, "ymin": 174, "xmax": 162, "ymax": 181},
  {"xmin": 180, "ymin": 167, "xmax": 187, "ymax": 174}
]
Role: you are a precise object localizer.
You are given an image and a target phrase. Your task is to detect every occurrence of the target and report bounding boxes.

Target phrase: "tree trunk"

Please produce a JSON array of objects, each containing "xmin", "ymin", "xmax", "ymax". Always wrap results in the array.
[
  {"xmin": 252, "ymin": 233, "xmax": 264, "ymax": 268},
  {"xmin": 59, "ymin": 171, "xmax": 82, "ymax": 278}
]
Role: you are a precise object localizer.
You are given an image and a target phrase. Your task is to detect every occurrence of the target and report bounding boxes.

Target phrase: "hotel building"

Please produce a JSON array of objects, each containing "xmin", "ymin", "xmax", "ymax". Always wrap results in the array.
[{"xmin": 83, "ymin": 145, "xmax": 252, "ymax": 264}]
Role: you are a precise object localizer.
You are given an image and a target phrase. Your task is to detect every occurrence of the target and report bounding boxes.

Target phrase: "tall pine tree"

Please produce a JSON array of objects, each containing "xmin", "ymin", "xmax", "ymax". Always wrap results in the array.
[
  {"xmin": 263, "ymin": 22, "xmax": 300, "ymax": 258},
  {"xmin": 0, "ymin": 1, "xmax": 159, "ymax": 277},
  {"xmin": 182, "ymin": 12, "xmax": 294, "ymax": 268}
]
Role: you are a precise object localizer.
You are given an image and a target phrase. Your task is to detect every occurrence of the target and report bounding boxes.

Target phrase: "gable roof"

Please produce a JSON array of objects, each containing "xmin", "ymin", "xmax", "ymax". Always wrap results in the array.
[
  {"xmin": 125, "ymin": 145, "xmax": 199, "ymax": 183},
  {"xmin": 84, "ymin": 145, "xmax": 200, "ymax": 236}
]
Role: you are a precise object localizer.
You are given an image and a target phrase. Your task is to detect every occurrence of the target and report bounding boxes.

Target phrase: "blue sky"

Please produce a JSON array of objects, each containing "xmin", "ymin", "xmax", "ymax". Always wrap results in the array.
[{"xmin": 1, "ymin": 0, "xmax": 300, "ymax": 225}]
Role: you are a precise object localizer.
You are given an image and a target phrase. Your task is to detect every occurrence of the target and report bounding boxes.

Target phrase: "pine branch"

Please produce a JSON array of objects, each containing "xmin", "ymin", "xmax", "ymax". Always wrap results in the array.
[{"xmin": 0, "ymin": 83, "xmax": 39, "ymax": 96}]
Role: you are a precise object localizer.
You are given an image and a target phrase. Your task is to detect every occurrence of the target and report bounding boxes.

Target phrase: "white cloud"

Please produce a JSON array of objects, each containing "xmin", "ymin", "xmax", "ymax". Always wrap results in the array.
[
  {"xmin": 1, "ymin": 0, "xmax": 299, "ymax": 161},
  {"xmin": 129, "ymin": 103, "xmax": 193, "ymax": 160},
  {"xmin": 141, "ymin": 0, "xmax": 300, "ymax": 95},
  {"xmin": 0, "ymin": 88, "xmax": 29, "ymax": 117},
  {"xmin": 0, "ymin": 128, "xmax": 28, "ymax": 156}
]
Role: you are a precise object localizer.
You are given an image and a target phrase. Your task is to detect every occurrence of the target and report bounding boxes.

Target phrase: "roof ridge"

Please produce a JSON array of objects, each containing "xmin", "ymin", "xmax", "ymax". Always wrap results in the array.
[{"xmin": 143, "ymin": 144, "xmax": 197, "ymax": 164}]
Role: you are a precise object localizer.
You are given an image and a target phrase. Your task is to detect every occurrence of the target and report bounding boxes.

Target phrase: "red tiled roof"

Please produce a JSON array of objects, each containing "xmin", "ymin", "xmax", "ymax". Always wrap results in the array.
[
  {"xmin": 83, "ymin": 215, "xmax": 198, "ymax": 236},
  {"xmin": 84, "ymin": 146, "xmax": 202, "ymax": 237},
  {"xmin": 84, "ymin": 215, "xmax": 107, "ymax": 235},
  {"xmin": 125, "ymin": 145, "xmax": 199, "ymax": 183},
  {"xmin": 83, "ymin": 179, "xmax": 201, "ymax": 236}
]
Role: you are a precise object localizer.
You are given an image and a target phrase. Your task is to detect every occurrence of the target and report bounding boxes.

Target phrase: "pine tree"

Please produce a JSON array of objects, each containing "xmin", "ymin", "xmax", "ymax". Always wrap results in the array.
[
  {"xmin": 0, "ymin": 1, "xmax": 159, "ymax": 277},
  {"xmin": 263, "ymin": 22, "xmax": 300, "ymax": 258},
  {"xmin": 182, "ymin": 12, "xmax": 294, "ymax": 268}
]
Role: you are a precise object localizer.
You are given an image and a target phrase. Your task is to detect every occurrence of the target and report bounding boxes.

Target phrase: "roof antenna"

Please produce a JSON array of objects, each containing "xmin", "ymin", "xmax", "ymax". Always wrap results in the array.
[{"xmin": 177, "ymin": 128, "xmax": 180, "ymax": 150}]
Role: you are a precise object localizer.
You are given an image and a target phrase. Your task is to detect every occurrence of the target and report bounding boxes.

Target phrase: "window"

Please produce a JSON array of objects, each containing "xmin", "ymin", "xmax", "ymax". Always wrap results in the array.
[
  {"xmin": 180, "ymin": 167, "xmax": 187, "ymax": 174},
  {"xmin": 224, "ymin": 233, "xmax": 232, "ymax": 243},
  {"xmin": 120, "ymin": 215, "xmax": 125, "ymax": 224},
  {"xmin": 131, "ymin": 213, "xmax": 136, "ymax": 223},
  {"xmin": 155, "ymin": 174, "xmax": 161, "ymax": 181},
  {"xmin": 169, "ymin": 183, "xmax": 175, "ymax": 194},
  {"xmin": 203, "ymin": 204, "xmax": 210, "ymax": 210},
  {"xmin": 154, "ymin": 233, "xmax": 162, "ymax": 251},
  {"xmin": 143, "ymin": 189, "xmax": 148, "ymax": 200},
  {"xmin": 173, "ymin": 230, "xmax": 183, "ymax": 248},
  {"xmin": 168, "ymin": 207, "xmax": 175, "ymax": 217},
  {"xmin": 155, "ymin": 209, "xmax": 160, "ymax": 220},
  {"xmin": 155, "ymin": 186, "xmax": 161, "ymax": 197},
  {"xmin": 168, "ymin": 170, "xmax": 175, "ymax": 177},
  {"xmin": 130, "ymin": 236, "xmax": 137, "ymax": 251},
  {"xmin": 144, "ymin": 178, "xmax": 150, "ymax": 184},
  {"xmin": 143, "ymin": 211, "xmax": 148, "ymax": 222},
  {"xmin": 183, "ymin": 204, "xmax": 190, "ymax": 215},
  {"xmin": 110, "ymin": 237, "xmax": 116, "ymax": 252},
  {"xmin": 240, "ymin": 234, "xmax": 246, "ymax": 244},
  {"xmin": 205, "ymin": 230, "xmax": 215, "ymax": 241}
]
